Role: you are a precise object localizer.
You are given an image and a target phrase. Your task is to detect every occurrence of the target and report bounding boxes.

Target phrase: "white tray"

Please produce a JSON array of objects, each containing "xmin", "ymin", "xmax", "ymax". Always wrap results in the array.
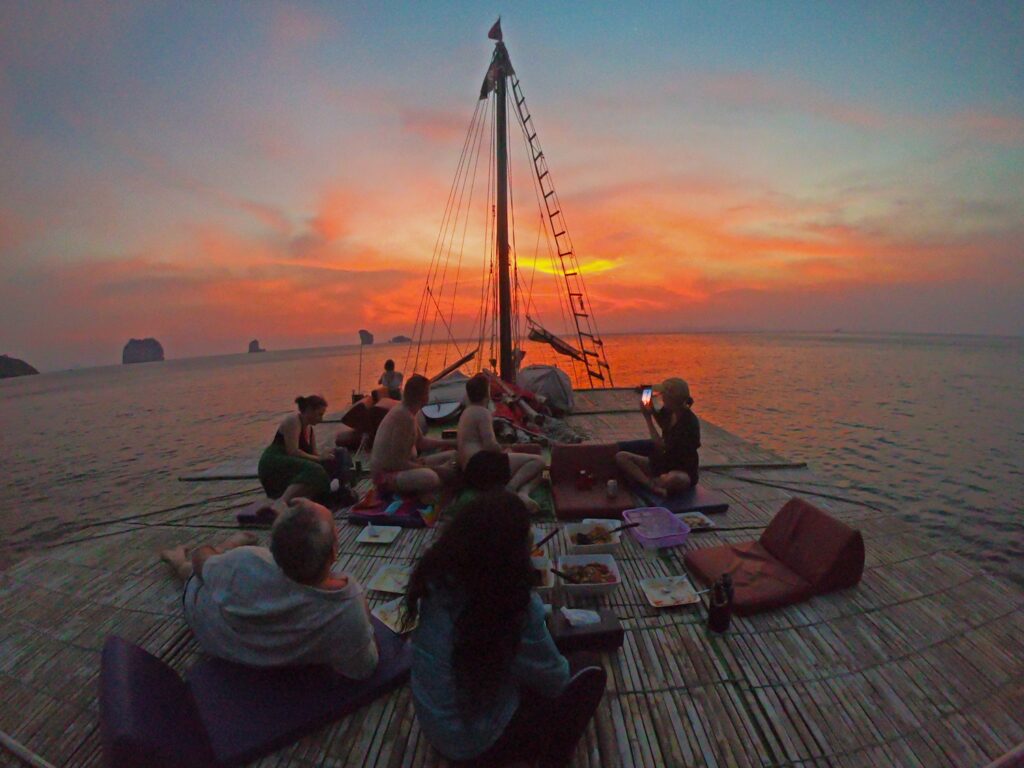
[
  {"xmin": 676, "ymin": 511, "xmax": 715, "ymax": 531},
  {"xmin": 366, "ymin": 563, "xmax": 412, "ymax": 594},
  {"xmin": 371, "ymin": 596, "xmax": 415, "ymax": 634},
  {"xmin": 639, "ymin": 575, "xmax": 701, "ymax": 608},
  {"xmin": 356, "ymin": 525, "xmax": 402, "ymax": 545}
]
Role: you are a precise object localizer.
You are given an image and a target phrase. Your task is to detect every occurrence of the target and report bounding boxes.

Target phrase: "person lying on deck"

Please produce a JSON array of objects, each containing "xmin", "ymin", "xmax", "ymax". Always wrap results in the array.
[
  {"xmin": 378, "ymin": 359, "xmax": 404, "ymax": 400},
  {"xmin": 159, "ymin": 499, "xmax": 379, "ymax": 679},
  {"xmin": 458, "ymin": 373, "xmax": 544, "ymax": 513},
  {"xmin": 403, "ymin": 491, "xmax": 606, "ymax": 766},
  {"xmin": 615, "ymin": 377, "xmax": 701, "ymax": 496},
  {"xmin": 369, "ymin": 374, "xmax": 457, "ymax": 500},
  {"xmin": 257, "ymin": 395, "xmax": 334, "ymax": 512}
]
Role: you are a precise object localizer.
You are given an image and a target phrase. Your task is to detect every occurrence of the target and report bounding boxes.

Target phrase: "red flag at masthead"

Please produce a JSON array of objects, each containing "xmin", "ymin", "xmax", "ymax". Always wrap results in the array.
[{"xmin": 488, "ymin": 18, "xmax": 502, "ymax": 41}]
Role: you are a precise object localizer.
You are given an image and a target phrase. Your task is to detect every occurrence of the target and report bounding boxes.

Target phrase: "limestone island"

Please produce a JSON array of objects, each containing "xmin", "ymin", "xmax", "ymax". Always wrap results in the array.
[
  {"xmin": 0, "ymin": 354, "xmax": 39, "ymax": 379},
  {"xmin": 122, "ymin": 338, "xmax": 164, "ymax": 365},
  {"xmin": 358, "ymin": 329, "xmax": 374, "ymax": 345},
  {"xmin": 248, "ymin": 339, "xmax": 265, "ymax": 353},
  {"xmin": 390, "ymin": 335, "xmax": 412, "ymax": 343}
]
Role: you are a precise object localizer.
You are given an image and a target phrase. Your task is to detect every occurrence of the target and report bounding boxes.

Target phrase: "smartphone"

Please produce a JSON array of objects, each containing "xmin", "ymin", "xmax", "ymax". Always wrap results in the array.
[{"xmin": 641, "ymin": 387, "xmax": 653, "ymax": 407}]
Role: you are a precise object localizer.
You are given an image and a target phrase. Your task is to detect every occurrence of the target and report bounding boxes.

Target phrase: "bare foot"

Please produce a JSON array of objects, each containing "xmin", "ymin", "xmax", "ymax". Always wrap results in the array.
[
  {"xmin": 159, "ymin": 545, "xmax": 192, "ymax": 581},
  {"xmin": 223, "ymin": 531, "xmax": 259, "ymax": 549}
]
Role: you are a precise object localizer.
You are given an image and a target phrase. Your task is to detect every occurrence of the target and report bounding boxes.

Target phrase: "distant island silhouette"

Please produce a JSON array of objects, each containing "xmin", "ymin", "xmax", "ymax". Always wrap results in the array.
[
  {"xmin": 122, "ymin": 338, "xmax": 164, "ymax": 364},
  {"xmin": 390, "ymin": 335, "xmax": 412, "ymax": 343},
  {"xmin": 0, "ymin": 354, "xmax": 39, "ymax": 379},
  {"xmin": 358, "ymin": 329, "xmax": 374, "ymax": 345},
  {"xmin": 248, "ymin": 339, "xmax": 265, "ymax": 353}
]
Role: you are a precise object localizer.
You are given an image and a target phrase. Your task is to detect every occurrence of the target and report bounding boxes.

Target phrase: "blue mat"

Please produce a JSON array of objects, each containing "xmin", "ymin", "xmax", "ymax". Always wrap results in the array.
[
  {"xmin": 633, "ymin": 483, "xmax": 730, "ymax": 515},
  {"xmin": 186, "ymin": 618, "xmax": 411, "ymax": 766}
]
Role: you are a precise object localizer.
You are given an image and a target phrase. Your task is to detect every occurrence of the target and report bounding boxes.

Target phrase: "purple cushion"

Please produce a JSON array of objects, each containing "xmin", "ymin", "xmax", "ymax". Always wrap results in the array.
[
  {"xmin": 634, "ymin": 483, "xmax": 730, "ymax": 515},
  {"xmin": 100, "ymin": 636, "xmax": 216, "ymax": 768},
  {"xmin": 185, "ymin": 618, "xmax": 410, "ymax": 766}
]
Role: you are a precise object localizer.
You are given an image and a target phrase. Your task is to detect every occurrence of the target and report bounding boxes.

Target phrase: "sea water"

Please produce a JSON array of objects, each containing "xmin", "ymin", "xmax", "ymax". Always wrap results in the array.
[{"xmin": 1, "ymin": 332, "xmax": 1021, "ymax": 585}]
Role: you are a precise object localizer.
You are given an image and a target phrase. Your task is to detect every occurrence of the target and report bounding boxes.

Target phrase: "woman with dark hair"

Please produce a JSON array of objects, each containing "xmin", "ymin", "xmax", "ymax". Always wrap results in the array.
[
  {"xmin": 404, "ymin": 491, "xmax": 606, "ymax": 766},
  {"xmin": 257, "ymin": 395, "xmax": 333, "ymax": 512}
]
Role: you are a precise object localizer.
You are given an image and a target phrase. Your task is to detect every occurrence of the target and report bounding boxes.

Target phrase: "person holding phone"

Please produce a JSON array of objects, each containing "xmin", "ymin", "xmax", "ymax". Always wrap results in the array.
[{"xmin": 615, "ymin": 377, "xmax": 701, "ymax": 495}]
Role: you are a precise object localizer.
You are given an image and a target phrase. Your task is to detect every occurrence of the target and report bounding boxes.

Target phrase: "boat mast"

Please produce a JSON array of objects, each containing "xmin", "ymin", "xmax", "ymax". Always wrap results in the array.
[{"xmin": 484, "ymin": 21, "xmax": 516, "ymax": 383}]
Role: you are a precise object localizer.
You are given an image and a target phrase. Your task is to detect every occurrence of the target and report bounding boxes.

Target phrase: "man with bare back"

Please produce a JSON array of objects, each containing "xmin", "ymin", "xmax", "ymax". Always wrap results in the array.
[
  {"xmin": 457, "ymin": 373, "xmax": 545, "ymax": 513},
  {"xmin": 370, "ymin": 374, "xmax": 457, "ymax": 499}
]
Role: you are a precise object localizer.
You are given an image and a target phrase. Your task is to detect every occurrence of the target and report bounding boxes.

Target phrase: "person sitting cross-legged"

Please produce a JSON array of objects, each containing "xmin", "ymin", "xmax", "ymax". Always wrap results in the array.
[
  {"xmin": 457, "ymin": 373, "xmax": 545, "ymax": 513},
  {"xmin": 369, "ymin": 373, "xmax": 458, "ymax": 501},
  {"xmin": 159, "ymin": 498, "xmax": 379, "ymax": 678},
  {"xmin": 404, "ymin": 490, "xmax": 606, "ymax": 767}
]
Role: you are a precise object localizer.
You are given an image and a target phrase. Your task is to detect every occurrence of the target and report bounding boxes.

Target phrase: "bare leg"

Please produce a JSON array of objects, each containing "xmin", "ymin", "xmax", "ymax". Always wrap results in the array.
[
  {"xmin": 614, "ymin": 451, "xmax": 663, "ymax": 495},
  {"xmin": 273, "ymin": 482, "xmax": 314, "ymax": 512},
  {"xmin": 508, "ymin": 453, "xmax": 545, "ymax": 513},
  {"xmin": 395, "ymin": 467, "xmax": 443, "ymax": 504},
  {"xmin": 159, "ymin": 532, "xmax": 258, "ymax": 582}
]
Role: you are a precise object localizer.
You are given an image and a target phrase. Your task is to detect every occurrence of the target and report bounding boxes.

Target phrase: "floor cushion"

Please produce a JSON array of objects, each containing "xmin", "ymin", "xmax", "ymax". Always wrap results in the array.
[
  {"xmin": 685, "ymin": 540, "xmax": 813, "ymax": 616},
  {"xmin": 759, "ymin": 498, "xmax": 865, "ymax": 592},
  {"xmin": 550, "ymin": 443, "xmax": 635, "ymax": 520},
  {"xmin": 186, "ymin": 618, "xmax": 411, "ymax": 767},
  {"xmin": 100, "ymin": 637, "xmax": 217, "ymax": 768},
  {"xmin": 633, "ymin": 484, "xmax": 730, "ymax": 515}
]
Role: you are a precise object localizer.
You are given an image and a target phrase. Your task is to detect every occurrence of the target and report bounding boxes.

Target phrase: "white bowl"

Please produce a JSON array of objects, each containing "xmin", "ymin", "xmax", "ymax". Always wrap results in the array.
[
  {"xmin": 531, "ymin": 555, "xmax": 553, "ymax": 592},
  {"xmin": 554, "ymin": 553, "xmax": 621, "ymax": 598},
  {"xmin": 565, "ymin": 519, "xmax": 622, "ymax": 555}
]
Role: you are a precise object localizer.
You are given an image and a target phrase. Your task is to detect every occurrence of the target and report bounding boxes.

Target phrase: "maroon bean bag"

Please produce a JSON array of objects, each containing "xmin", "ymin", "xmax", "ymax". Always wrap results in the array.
[
  {"xmin": 550, "ymin": 443, "xmax": 635, "ymax": 520},
  {"xmin": 685, "ymin": 498, "xmax": 865, "ymax": 616},
  {"xmin": 340, "ymin": 397, "xmax": 399, "ymax": 447}
]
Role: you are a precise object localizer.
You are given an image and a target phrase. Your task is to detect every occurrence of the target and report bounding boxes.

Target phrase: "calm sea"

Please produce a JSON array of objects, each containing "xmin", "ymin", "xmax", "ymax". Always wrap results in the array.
[{"xmin": 1, "ymin": 332, "xmax": 1021, "ymax": 585}]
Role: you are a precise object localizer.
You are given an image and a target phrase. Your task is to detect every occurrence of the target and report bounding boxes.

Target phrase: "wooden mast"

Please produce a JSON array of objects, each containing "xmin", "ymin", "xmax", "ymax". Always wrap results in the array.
[{"xmin": 487, "ymin": 22, "xmax": 515, "ymax": 383}]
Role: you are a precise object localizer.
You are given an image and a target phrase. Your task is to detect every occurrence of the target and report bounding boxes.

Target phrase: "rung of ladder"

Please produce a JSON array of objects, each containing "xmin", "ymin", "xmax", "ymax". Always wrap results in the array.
[
  {"xmin": 548, "ymin": 210, "xmax": 560, "ymax": 218},
  {"xmin": 528, "ymin": 132, "xmax": 537, "ymax": 142},
  {"xmin": 538, "ymin": 171, "xmax": 549, "ymax": 180},
  {"xmin": 517, "ymin": 97, "xmax": 525, "ymax": 107},
  {"xmin": 574, "ymin": 312, "xmax": 589, "ymax": 318},
  {"xmin": 583, "ymin": 350, "xmax": 598, "ymax": 357},
  {"xmin": 553, "ymin": 230, "xmax": 566, "ymax": 238},
  {"xmin": 569, "ymin": 291, "xmax": 582, "ymax": 296},
  {"xmin": 558, "ymin": 250, "xmax": 572, "ymax": 257},
  {"xmin": 544, "ymin": 190, "xmax": 555, "ymax": 198},
  {"xmin": 588, "ymin": 371, "xmax": 605, "ymax": 381},
  {"xmin": 580, "ymin": 332, "xmax": 594, "ymax": 338},
  {"xmin": 534, "ymin": 151, "xmax": 544, "ymax": 162}
]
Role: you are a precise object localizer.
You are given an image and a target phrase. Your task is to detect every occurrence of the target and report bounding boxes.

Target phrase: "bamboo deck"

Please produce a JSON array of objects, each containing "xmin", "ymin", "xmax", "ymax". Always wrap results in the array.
[{"xmin": 1, "ymin": 388, "xmax": 1022, "ymax": 767}]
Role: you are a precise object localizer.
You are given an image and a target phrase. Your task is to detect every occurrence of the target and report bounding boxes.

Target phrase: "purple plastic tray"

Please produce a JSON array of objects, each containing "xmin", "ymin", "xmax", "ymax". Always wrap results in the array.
[{"xmin": 623, "ymin": 506, "xmax": 691, "ymax": 550}]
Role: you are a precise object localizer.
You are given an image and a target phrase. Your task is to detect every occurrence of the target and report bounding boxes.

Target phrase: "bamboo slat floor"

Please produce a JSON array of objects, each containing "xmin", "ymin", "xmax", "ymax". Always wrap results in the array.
[{"xmin": 1, "ymin": 388, "xmax": 1022, "ymax": 767}]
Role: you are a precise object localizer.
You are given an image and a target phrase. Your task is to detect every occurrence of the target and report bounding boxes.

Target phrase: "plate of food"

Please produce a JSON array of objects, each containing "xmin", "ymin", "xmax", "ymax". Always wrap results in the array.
[
  {"xmin": 554, "ymin": 553, "xmax": 621, "ymax": 597},
  {"xmin": 356, "ymin": 524, "xmax": 402, "ymax": 545},
  {"xmin": 371, "ymin": 596, "xmax": 415, "ymax": 634},
  {"xmin": 639, "ymin": 575, "xmax": 701, "ymax": 608},
  {"xmin": 366, "ymin": 563, "xmax": 413, "ymax": 594},
  {"xmin": 565, "ymin": 520, "xmax": 622, "ymax": 555},
  {"xmin": 677, "ymin": 511, "xmax": 715, "ymax": 531}
]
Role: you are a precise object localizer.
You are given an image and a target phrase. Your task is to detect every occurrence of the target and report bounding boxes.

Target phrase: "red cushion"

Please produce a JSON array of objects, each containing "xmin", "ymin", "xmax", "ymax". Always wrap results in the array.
[
  {"xmin": 684, "ymin": 541, "xmax": 813, "ymax": 616},
  {"xmin": 759, "ymin": 498, "xmax": 865, "ymax": 592},
  {"xmin": 550, "ymin": 443, "xmax": 634, "ymax": 520},
  {"xmin": 334, "ymin": 426, "xmax": 360, "ymax": 450}
]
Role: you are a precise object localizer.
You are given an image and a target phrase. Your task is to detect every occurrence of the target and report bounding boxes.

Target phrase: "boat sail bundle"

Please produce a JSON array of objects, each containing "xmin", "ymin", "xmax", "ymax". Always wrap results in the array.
[{"xmin": 403, "ymin": 19, "xmax": 614, "ymax": 423}]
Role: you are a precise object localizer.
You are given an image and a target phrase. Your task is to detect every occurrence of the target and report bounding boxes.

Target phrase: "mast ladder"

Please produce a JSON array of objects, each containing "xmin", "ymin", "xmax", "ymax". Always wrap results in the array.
[{"xmin": 510, "ymin": 75, "xmax": 614, "ymax": 386}]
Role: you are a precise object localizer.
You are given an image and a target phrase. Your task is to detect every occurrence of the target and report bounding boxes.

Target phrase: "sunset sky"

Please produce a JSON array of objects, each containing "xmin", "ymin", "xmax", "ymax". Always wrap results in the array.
[{"xmin": 2, "ymin": 2, "xmax": 1022, "ymax": 370}]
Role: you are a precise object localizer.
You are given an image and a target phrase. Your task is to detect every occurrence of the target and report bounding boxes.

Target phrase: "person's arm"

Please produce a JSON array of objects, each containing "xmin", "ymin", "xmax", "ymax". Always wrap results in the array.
[
  {"xmin": 510, "ymin": 595, "xmax": 571, "ymax": 697},
  {"xmin": 415, "ymin": 417, "xmax": 456, "ymax": 453},
  {"xmin": 642, "ymin": 406, "xmax": 665, "ymax": 449},
  {"xmin": 281, "ymin": 416, "xmax": 321, "ymax": 462},
  {"xmin": 329, "ymin": 591, "xmax": 381, "ymax": 680},
  {"xmin": 478, "ymin": 410, "xmax": 503, "ymax": 453}
]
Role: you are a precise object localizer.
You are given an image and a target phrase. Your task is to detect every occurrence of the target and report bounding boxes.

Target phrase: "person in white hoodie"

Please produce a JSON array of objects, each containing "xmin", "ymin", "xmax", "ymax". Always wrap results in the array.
[{"xmin": 159, "ymin": 499, "xmax": 379, "ymax": 679}]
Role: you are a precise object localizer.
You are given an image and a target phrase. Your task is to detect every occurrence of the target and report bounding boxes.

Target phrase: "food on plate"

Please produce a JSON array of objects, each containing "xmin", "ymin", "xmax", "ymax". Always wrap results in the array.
[
  {"xmin": 562, "ymin": 562, "xmax": 617, "ymax": 584},
  {"xmin": 680, "ymin": 514, "xmax": 711, "ymax": 530},
  {"xmin": 572, "ymin": 525, "xmax": 614, "ymax": 545}
]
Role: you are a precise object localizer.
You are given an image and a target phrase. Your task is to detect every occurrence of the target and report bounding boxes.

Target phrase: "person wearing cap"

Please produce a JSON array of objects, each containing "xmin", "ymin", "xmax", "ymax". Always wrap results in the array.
[{"xmin": 615, "ymin": 377, "xmax": 701, "ymax": 496}]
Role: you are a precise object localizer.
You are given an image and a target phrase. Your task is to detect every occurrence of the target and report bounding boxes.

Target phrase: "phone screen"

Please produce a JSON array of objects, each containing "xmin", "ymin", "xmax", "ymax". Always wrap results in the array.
[{"xmin": 641, "ymin": 387, "xmax": 653, "ymax": 406}]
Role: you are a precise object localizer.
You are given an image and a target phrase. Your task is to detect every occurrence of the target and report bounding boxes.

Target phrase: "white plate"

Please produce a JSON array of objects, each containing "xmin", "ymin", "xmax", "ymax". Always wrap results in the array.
[
  {"xmin": 372, "ymin": 596, "xmax": 415, "ymax": 634},
  {"xmin": 639, "ymin": 575, "xmax": 701, "ymax": 608},
  {"xmin": 356, "ymin": 525, "xmax": 401, "ymax": 545},
  {"xmin": 554, "ymin": 554, "xmax": 621, "ymax": 598},
  {"xmin": 366, "ymin": 563, "xmax": 412, "ymax": 594},
  {"xmin": 676, "ymin": 511, "xmax": 715, "ymax": 530}
]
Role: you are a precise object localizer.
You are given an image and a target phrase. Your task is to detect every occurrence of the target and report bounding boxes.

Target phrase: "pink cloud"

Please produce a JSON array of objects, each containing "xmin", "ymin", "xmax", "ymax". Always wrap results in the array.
[{"xmin": 400, "ymin": 107, "xmax": 469, "ymax": 143}]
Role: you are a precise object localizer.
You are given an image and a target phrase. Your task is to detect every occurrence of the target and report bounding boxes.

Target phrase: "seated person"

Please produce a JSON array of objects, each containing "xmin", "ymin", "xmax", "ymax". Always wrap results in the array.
[
  {"xmin": 370, "ymin": 374, "xmax": 457, "ymax": 499},
  {"xmin": 159, "ymin": 499, "xmax": 379, "ymax": 679},
  {"xmin": 257, "ymin": 395, "xmax": 334, "ymax": 513},
  {"xmin": 457, "ymin": 373, "xmax": 545, "ymax": 513},
  {"xmin": 615, "ymin": 377, "xmax": 700, "ymax": 496},
  {"xmin": 378, "ymin": 359, "xmax": 404, "ymax": 400},
  {"xmin": 403, "ymin": 491, "xmax": 606, "ymax": 766}
]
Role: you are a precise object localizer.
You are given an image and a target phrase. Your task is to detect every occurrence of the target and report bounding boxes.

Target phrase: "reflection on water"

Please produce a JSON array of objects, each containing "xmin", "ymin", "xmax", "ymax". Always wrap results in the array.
[{"xmin": 1, "ymin": 333, "xmax": 1021, "ymax": 585}]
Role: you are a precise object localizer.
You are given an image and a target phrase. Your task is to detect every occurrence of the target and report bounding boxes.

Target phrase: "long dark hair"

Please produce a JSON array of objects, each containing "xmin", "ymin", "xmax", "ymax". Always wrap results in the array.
[
  {"xmin": 404, "ymin": 491, "xmax": 533, "ymax": 711},
  {"xmin": 295, "ymin": 394, "xmax": 327, "ymax": 412}
]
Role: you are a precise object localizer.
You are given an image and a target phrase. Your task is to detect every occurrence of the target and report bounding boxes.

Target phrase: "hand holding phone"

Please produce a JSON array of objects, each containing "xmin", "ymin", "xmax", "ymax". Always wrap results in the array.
[{"xmin": 640, "ymin": 386, "xmax": 653, "ymax": 409}]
